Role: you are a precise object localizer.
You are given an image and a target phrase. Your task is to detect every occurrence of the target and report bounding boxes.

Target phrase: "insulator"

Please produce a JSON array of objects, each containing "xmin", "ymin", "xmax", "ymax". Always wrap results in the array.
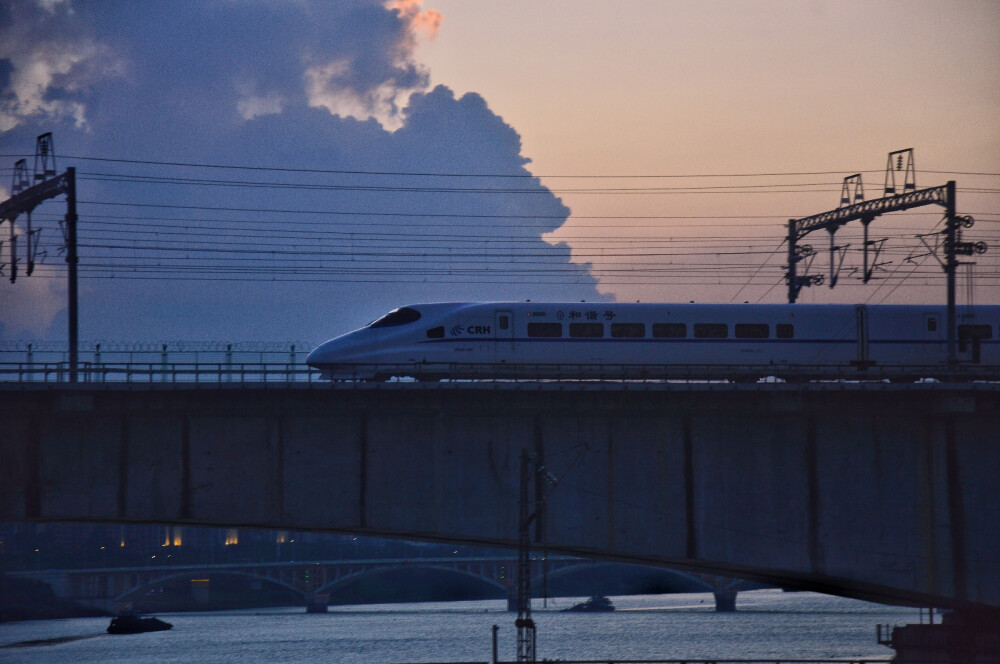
[
  {"xmin": 34, "ymin": 132, "xmax": 57, "ymax": 180},
  {"xmin": 896, "ymin": 155, "xmax": 903, "ymax": 170},
  {"xmin": 11, "ymin": 159, "xmax": 29, "ymax": 194}
]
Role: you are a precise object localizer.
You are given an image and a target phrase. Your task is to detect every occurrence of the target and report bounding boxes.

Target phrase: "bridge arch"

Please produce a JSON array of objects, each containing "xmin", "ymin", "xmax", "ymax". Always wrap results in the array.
[
  {"xmin": 536, "ymin": 561, "xmax": 720, "ymax": 596},
  {"xmin": 316, "ymin": 563, "xmax": 508, "ymax": 600},
  {"xmin": 114, "ymin": 570, "xmax": 305, "ymax": 606}
]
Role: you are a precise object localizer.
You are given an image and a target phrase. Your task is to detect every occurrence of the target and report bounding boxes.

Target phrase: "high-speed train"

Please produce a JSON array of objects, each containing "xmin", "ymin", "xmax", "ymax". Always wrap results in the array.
[{"xmin": 306, "ymin": 302, "xmax": 1000, "ymax": 381}]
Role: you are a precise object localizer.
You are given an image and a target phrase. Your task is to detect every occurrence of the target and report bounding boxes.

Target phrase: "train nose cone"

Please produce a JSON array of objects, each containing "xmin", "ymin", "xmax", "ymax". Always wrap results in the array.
[
  {"xmin": 307, "ymin": 330, "xmax": 374, "ymax": 371},
  {"xmin": 306, "ymin": 342, "xmax": 333, "ymax": 367}
]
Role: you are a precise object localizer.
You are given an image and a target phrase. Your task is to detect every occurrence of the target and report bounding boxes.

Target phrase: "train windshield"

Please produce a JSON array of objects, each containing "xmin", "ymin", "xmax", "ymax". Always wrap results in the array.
[{"xmin": 369, "ymin": 307, "xmax": 422, "ymax": 328}]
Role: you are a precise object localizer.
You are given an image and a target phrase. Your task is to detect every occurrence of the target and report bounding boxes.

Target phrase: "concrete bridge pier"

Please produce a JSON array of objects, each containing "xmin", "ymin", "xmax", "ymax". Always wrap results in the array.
[
  {"xmin": 305, "ymin": 592, "xmax": 330, "ymax": 613},
  {"xmin": 713, "ymin": 590, "xmax": 737, "ymax": 612}
]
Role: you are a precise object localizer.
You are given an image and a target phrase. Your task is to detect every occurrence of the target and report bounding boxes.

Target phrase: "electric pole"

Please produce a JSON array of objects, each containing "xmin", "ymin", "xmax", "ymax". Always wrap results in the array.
[{"xmin": 516, "ymin": 448, "xmax": 536, "ymax": 663}]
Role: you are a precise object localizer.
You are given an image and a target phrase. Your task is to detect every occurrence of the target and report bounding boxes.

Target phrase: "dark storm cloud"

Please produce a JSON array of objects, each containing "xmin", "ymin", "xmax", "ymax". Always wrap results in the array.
[
  {"xmin": 87, "ymin": 1, "xmax": 432, "ymax": 127},
  {"xmin": 0, "ymin": 0, "xmax": 115, "ymax": 131},
  {"xmin": 399, "ymin": 88, "xmax": 528, "ymax": 173},
  {"xmin": 1, "ymin": 0, "xmax": 429, "ymax": 133},
  {"xmin": 0, "ymin": 59, "xmax": 12, "ymax": 95},
  {"xmin": 0, "ymin": 0, "xmax": 604, "ymax": 342}
]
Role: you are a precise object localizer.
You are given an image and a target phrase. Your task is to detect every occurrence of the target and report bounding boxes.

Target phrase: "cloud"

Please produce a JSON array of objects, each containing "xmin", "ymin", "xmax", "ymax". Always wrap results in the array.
[
  {"xmin": 300, "ymin": 2, "xmax": 436, "ymax": 125},
  {"xmin": 0, "ymin": 204, "xmax": 65, "ymax": 337},
  {"xmin": 0, "ymin": 0, "xmax": 603, "ymax": 343},
  {"xmin": 0, "ymin": 263, "xmax": 66, "ymax": 338},
  {"xmin": 389, "ymin": 0, "xmax": 443, "ymax": 41},
  {"xmin": 0, "ymin": 0, "xmax": 438, "ymax": 132},
  {"xmin": 304, "ymin": 58, "xmax": 417, "ymax": 127},
  {"xmin": 236, "ymin": 94, "xmax": 285, "ymax": 122},
  {"xmin": 0, "ymin": 0, "xmax": 124, "ymax": 132}
]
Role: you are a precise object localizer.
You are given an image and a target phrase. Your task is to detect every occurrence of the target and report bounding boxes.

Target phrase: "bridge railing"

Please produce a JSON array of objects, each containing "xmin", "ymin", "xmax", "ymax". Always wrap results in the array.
[
  {"xmin": 1, "ymin": 360, "xmax": 995, "ymax": 385},
  {"xmin": 0, "ymin": 361, "xmax": 322, "ymax": 384},
  {"xmin": 0, "ymin": 340, "xmax": 321, "ymax": 383},
  {"xmin": 0, "ymin": 340, "xmax": 312, "ymax": 362},
  {"xmin": 9, "ymin": 555, "xmax": 582, "ymax": 576}
]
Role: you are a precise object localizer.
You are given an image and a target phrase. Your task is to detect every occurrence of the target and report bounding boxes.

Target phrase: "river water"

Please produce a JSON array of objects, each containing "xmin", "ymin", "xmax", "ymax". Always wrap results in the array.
[{"xmin": 0, "ymin": 589, "xmax": 916, "ymax": 663}]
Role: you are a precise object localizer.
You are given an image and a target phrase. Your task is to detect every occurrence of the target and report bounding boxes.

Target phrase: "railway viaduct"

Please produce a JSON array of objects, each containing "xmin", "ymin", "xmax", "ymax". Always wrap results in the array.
[{"xmin": 1, "ymin": 381, "xmax": 998, "ymax": 614}]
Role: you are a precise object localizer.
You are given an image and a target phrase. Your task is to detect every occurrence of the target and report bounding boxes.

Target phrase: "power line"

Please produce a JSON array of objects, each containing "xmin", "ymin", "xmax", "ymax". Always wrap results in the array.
[
  {"xmin": 75, "ymin": 172, "xmax": 1000, "ymax": 195},
  {"xmin": 31, "ymin": 270, "xmax": 982, "ymax": 286},
  {"xmin": 4, "ymin": 152, "xmax": 995, "ymax": 304},
  {"xmin": 2, "ymin": 153, "xmax": 997, "ymax": 179},
  {"xmin": 78, "ymin": 171, "xmax": 865, "ymax": 194}
]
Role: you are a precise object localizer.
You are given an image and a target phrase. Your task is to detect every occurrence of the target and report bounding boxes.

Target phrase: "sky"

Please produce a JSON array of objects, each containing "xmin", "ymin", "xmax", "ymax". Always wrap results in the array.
[{"xmin": 1, "ymin": 0, "xmax": 998, "ymax": 344}]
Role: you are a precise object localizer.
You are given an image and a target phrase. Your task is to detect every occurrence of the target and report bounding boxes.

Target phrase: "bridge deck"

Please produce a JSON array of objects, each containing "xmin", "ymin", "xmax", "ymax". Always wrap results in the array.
[{"xmin": 2, "ymin": 382, "xmax": 998, "ymax": 611}]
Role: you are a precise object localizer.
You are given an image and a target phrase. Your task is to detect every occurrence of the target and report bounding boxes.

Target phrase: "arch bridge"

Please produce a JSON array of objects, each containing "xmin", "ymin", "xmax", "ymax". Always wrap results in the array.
[{"xmin": 10, "ymin": 557, "xmax": 739, "ymax": 613}]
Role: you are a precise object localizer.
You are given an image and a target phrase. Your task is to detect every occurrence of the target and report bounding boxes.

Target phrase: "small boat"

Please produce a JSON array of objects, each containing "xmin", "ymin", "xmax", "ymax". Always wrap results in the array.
[
  {"xmin": 107, "ymin": 615, "xmax": 173, "ymax": 634},
  {"xmin": 562, "ymin": 595, "xmax": 615, "ymax": 612}
]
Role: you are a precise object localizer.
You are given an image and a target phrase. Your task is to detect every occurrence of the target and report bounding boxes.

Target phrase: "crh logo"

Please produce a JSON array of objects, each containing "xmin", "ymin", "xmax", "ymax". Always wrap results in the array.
[{"xmin": 450, "ymin": 324, "xmax": 491, "ymax": 336}]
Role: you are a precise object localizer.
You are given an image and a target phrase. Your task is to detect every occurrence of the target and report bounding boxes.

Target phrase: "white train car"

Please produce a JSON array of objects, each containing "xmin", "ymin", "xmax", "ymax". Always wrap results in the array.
[{"xmin": 306, "ymin": 302, "xmax": 1000, "ymax": 381}]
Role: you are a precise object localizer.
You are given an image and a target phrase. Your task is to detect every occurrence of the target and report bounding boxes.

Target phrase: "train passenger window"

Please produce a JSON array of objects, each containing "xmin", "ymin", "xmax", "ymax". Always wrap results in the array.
[
  {"xmin": 776, "ymin": 324, "xmax": 794, "ymax": 339},
  {"xmin": 528, "ymin": 322, "xmax": 562, "ymax": 338},
  {"xmin": 369, "ymin": 307, "xmax": 421, "ymax": 328},
  {"xmin": 569, "ymin": 322, "xmax": 604, "ymax": 338},
  {"xmin": 958, "ymin": 324, "xmax": 992, "ymax": 340},
  {"xmin": 694, "ymin": 323, "xmax": 728, "ymax": 339},
  {"xmin": 735, "ymin": 324, "xmax": 769, "ymax": 339},
  {"xmin": 426, "ymin": 326, "xmax": 444, "ymax": 339},
  {"xmin": 652, "ymin": 323, "xmax": 686, "ymax": 338},
  {"xmin": 611, "ymin": 323, "xmax": 645, "ymax": 338},
  {"xmin": 958, "ymin": 324, "xmax": 991, "ymax": 357}
]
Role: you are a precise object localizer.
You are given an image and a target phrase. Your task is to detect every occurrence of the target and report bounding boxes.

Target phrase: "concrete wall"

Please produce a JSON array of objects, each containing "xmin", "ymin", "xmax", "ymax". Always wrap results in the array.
[{"xmin": 1, "ymin": 383, "xmax": 997, "ymax": 609}]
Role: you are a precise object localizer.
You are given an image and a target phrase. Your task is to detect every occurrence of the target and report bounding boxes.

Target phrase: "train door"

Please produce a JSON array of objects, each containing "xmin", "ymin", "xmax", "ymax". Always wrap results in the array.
[
  {"xmin": 923, "ymin": 312, "xmax": 943, "ymax": 359},
  {"xmin": 855, "ymin": 305, "xmax": 870, "ymax": 365},
  {"xmin": 495, "ymin": 311, "xmax": 514, "ymax": 357}
]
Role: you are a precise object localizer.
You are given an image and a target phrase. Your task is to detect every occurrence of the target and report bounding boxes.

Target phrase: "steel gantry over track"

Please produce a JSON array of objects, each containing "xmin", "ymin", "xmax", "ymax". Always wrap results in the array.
[
  {"xmin": 784, "ymin": 149, "xmax": 987, "ymax": 364},
  {"xmin": 0, "ymin": 133, "xmax": 80, "ymax": 381}
]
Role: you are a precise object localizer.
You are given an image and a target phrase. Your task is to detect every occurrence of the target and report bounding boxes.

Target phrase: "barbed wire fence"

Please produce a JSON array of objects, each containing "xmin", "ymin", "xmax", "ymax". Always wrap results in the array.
[{"xmin": 0, "ymin": 340, "xmax": 318, "ymax": 383}]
